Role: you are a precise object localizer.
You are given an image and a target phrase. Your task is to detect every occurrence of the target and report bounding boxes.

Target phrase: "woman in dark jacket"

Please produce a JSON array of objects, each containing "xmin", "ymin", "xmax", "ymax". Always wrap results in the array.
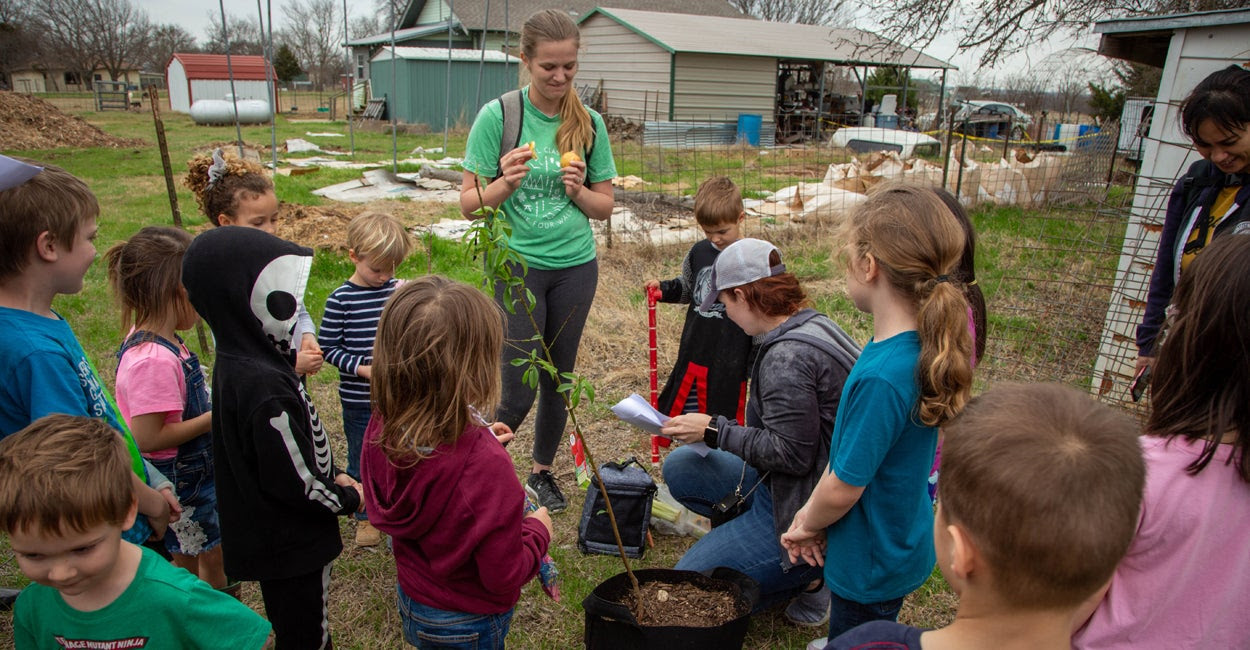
[
  {"xmin": 1137, "ymin": 65, "xmax": 1250, "ymax": 372},
  {"xmin": 661, "ymin": 238, "xmax": 857, "ymax": 623}
]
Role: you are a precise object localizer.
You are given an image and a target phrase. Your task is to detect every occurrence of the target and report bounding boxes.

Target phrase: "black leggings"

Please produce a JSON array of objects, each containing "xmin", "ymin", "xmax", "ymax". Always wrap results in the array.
[
  {"xmin": 495, "ymin": 258, "xmax": 598, "ymax": 467},
  {"xmin": 259, "ymin": 563, "xmax": 333, "ymax": 650}
]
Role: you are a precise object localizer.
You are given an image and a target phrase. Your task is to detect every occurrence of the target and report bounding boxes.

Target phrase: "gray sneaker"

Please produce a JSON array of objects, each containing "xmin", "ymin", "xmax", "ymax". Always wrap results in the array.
[
  {"xmin": 526, "ymin": 470, "xmax": 568, "ymax": 513},
  {"xmin": 785, "ymin": 587, "xmax": 830, "ymax": 627}
]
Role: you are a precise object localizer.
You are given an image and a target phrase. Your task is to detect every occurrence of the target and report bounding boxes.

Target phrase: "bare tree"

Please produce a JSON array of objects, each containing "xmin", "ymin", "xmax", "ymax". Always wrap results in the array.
[
  {"xmin": 29, "ymin": 0, "xmax": 103, "ymax": 89},
  {"xmin": 727, "ymin": 0, "xmax": 850, "ymax": 24},
  {"xmin": 869, "ymin": 0, "xmax": 1250, "ymax": 70},
  {"xmin": 141, "ymin": 23, "xmax": 197, "ymax": 73},
  {"xmin": 204, "ymin": 11, "xmax": 265, "ymax": 55},
  {"xmin": 349, "ymin": 14, "xmax": 382, "ymax": 39},
  {"xmin": 91, "ymin": 0, "xmax": 151, "ymax": 82},
  {"xmin": 0, "ymin": 0, "xmax": 42, "ymax": 89},
  {"xmin": 280, "ymin": 0, "xmax": 342, "ymax": 90}
]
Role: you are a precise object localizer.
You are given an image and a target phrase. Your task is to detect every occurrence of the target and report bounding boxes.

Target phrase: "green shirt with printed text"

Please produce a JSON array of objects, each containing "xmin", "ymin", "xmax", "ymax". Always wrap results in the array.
[{"xmin": 463, "ymin": 87, "xmax": 617, "ymax": 270}]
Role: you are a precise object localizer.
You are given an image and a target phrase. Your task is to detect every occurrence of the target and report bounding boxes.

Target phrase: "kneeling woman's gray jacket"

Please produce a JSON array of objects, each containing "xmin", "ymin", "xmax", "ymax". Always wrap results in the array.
[{"xmin": 709, "ymin": 308, "xmax": 858, "ymax": 569}]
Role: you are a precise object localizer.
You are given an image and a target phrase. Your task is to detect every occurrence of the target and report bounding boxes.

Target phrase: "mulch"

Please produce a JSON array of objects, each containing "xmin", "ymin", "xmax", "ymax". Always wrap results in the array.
[{"xmin": 0, "ymin": 91, "xmax": 147, "ymax": 150}]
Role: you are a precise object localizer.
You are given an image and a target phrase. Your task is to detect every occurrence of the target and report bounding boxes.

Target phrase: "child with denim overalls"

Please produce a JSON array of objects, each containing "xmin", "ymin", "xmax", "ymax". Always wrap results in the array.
[{"xmin": 108, "ymin": 226, "xmax": 229, "ymax": 593}]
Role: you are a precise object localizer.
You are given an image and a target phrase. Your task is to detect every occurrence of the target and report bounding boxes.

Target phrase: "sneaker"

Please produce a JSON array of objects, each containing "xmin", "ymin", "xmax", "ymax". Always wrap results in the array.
[
  {"xmin": 785, "ymin": 586, "xmax": 831, "ymax": 627},
  {"xmin": 526, "ymin": 470, "xmax": 568, "ymax": 513},
  {"xmin": 355, "ymin": 520, "xmax": 383, "ymax": 547},
  {"xmin": 0, "ymin": 587, "xmax": 19, "ymax": 611},
  {"xmin": 805, "ymin": 637, "xmax": 829, "ymax": 650}
]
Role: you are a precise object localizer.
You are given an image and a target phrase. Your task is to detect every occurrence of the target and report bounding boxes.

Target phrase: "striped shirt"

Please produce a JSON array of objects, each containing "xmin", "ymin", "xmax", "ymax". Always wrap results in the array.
[{"xmin": 318, "ymin": 278, "xmax": 398, "ymax": 408}]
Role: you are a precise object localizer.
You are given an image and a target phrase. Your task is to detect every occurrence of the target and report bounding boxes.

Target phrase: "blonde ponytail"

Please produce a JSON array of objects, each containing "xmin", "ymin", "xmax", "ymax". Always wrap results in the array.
[
  {"xmin": 557, "ymin": 90, "xmax": 593, "ymax": 157},
  {"xmin": 845, "ymin": 183, "xmax": 973, "ymax": 426}
]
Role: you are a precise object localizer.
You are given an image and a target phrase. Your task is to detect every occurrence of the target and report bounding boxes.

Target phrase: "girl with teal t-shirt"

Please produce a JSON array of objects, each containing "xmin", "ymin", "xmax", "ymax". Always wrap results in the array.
[
  {"xmin": 781, "ymin": 184, "xmax": 974, "ymax": 643},
  {"xmin": 459, "ymin": 9, "xmax": 617, "ymax": 513}
]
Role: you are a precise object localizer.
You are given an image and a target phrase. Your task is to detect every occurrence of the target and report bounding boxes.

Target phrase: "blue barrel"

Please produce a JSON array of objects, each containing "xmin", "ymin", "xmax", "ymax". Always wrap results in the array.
[
  {"xmin": 736, "ymin": 114, "xmax": 762, "ymax": 146},
  {"xmin": 876, "ymin": 114, "xmax": 899, "ymax": 129}
]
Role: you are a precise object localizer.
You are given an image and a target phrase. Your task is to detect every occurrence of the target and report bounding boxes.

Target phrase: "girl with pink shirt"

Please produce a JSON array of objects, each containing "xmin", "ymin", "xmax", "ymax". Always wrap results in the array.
[
  {"xmin": 107, "ymin": 226, "xmax": 227, "ymax": 593},
  {"xmin": 1073, "ymin": 234, "xmax": 1250, "ymax": 648}
]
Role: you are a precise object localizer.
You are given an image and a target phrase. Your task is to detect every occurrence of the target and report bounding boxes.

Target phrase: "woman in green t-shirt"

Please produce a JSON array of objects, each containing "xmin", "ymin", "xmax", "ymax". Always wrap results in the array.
[{"xmin": 460, "ymin": 9, "xmax": 617, "ymax": 513}]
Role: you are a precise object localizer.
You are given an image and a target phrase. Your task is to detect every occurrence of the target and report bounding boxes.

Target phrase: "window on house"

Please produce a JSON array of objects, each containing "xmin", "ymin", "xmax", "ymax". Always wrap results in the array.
[{"xmin": 356, "ymin": 54, "xmax": 365, "ymax": 79}]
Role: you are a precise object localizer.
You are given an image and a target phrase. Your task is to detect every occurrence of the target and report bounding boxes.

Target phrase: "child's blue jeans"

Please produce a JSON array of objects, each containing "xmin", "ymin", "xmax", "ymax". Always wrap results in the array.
[
  {"xmin": 342, "ymin": 405, "xmax": 371, "ymax": 521},
  {"xmin": 398, "ymin": 584, "xmax": 513, "ymax": 649}
]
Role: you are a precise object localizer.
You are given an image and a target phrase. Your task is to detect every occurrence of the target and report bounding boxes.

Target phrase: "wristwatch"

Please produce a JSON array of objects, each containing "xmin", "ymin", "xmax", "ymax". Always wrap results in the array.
[{"xmin": 703, "ymin": 415, "xmax": 720, "ymax": 449}]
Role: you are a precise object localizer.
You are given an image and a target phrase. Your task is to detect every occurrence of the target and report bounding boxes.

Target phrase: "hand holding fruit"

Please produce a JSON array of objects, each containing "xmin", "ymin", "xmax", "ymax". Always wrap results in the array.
[
  {"xmin": 560, "ymin": 150, "xmax": 586, "ymax": 198},
  {"xmin": 499, "ymin": 142, "xmax": 536, "ymax": 190}
]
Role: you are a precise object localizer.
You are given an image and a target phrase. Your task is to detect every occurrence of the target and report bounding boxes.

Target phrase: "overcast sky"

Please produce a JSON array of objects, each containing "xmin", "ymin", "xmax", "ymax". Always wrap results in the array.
[{"xmin": 135, "ymin": 0, "xmax": 1102, "ymax": 87}]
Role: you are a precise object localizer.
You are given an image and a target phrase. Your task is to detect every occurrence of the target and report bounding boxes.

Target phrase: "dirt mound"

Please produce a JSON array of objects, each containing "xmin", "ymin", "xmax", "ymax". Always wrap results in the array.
[
  {"xmin": 0, "ymin": 92, "xmax": 147, "ymax": 150},
  {"xmin": 604, "ymin": 115, "xmax": 643, "ymax": 141}
]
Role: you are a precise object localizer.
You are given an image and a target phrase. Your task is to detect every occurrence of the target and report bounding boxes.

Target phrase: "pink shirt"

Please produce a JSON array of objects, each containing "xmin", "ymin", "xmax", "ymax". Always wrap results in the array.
[
  {"xmin": 116, "ymin": 338, "xmax": 189, "ymax": 461},
  {"xmin": 1073, "ymin": 436, "xmax": 1250, "ymax": 648}
]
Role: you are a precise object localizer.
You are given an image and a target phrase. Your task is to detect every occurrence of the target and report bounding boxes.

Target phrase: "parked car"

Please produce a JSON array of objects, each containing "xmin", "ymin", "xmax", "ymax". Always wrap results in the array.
[
  {"xmin": 828, "ymin": 127, "xmax": 942, "ymax": 158},
  {"xmin": 952, "ymin": 100, "xmax": 1032, "ymax": 139}
]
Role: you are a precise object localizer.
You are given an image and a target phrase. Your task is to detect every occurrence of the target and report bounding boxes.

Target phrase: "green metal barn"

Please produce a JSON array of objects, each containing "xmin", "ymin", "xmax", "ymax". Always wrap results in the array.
[{"xmin": 369, "ymin": 46, "xmax": 520, "ymax": 127}]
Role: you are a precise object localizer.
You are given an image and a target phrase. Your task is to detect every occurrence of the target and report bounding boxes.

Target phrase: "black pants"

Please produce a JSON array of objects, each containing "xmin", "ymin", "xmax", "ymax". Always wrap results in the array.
[
  {"xmin": 259, "ymin": 563, "xmax": 333, "ymax": 650},
  {"xmin": 495, "ymin": 258, "xmax": 599, "ymax": 467}
]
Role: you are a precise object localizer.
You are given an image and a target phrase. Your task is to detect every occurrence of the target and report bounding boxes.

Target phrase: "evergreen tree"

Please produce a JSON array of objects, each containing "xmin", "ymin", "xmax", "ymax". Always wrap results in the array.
[{"xmin": 274, "ymin": 44, "xmax": 302, "ymax": 85}]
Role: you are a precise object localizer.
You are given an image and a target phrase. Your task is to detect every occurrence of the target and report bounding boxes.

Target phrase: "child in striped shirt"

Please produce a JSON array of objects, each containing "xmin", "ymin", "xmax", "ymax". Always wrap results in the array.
[{"xmin": 319, "ymin": 212, "xmax": 413, "ymax": 547}]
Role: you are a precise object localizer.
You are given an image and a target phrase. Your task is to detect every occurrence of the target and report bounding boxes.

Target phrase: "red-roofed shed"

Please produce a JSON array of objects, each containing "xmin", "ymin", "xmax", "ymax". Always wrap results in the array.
[{"xmin": 165, "ymin": 53, "xmax": 275, "ymax": 113}]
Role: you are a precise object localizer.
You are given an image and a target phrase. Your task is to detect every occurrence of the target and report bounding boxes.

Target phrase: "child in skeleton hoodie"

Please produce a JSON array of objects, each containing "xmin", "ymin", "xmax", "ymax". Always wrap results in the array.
[{"xmin": 183, "ymin": 226, "xmax": 363, "ymax": 650}]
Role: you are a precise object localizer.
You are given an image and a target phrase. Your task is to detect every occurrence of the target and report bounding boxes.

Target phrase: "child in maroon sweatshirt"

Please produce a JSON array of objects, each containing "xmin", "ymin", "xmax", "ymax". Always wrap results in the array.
[{"xmin": 361, "ymin": 276, "xmax": 553, "ymax": 647}]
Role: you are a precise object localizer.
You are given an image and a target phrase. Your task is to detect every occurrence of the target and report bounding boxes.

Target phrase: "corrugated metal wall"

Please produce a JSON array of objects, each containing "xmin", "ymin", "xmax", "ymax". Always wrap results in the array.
[
  {"xmin": 673, "ymin": 52, "xmax": 776, "ymax": 123},
  {"xmin": 189, "ymin": 80, "xmax": 272, "ymax": 106},
  {"xmin": 579, "ymin": 14, "xmax": 671, "ymax": 120},
  {"xmin": 370, "ymin": 58, "xmax": 518, "ymax": 127}
]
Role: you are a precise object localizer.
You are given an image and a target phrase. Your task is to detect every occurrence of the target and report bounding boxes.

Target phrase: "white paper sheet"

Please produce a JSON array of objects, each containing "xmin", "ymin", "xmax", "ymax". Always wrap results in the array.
[
  {"xmin": 610, "ymin": 393, "xmax": 711, "ymax": 457},
  {"xmin": 610, "ymin": 393, "xmax": 667, "ymax": 436},
  {"xmin": 0, "ymin": 155, "xmax": 42, "ymax": 192}
]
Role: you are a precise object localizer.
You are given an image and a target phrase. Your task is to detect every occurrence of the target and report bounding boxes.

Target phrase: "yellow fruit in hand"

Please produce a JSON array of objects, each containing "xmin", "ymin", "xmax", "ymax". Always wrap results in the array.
[
  {"xmin": 560, "ymin": 151, "xmax": 582, "ymax": 168},
  {"xmin": 526, "ymin": 141, "xmax": 536, "ymax": 157}
]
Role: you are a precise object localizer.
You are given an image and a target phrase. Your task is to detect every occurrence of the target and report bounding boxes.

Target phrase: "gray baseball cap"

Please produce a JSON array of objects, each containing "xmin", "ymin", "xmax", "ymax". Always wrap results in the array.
[{"xmin": 698, "ymin": 238, "xmax": 786, "ymax": 311}]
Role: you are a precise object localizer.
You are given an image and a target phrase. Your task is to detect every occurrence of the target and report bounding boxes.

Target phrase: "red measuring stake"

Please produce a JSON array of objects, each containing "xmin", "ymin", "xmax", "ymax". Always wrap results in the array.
[{"xmin": 647, "ymin": 286, "xmax": 661, "ymax": 464}]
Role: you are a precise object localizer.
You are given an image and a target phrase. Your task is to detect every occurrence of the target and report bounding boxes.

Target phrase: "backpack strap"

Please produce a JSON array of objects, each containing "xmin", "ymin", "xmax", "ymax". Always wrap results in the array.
[{"xmin": 493, "ymin": 89, "xmax": 525, "ymax": 183}]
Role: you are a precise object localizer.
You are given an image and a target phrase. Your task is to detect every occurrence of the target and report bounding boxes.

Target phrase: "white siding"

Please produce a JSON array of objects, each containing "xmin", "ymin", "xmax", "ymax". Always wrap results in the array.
[
  {"xmin": 578, "ymin": 14, "xmax": 671, "ymax": 120},
  {"xmin": 189, "ymin": 80, "xmax": 272, "ymax": 106},
  {"xmin": 167, "ymin": 60, "xmax": 190, "ymax": 112},
  {"xmin": 417, "ymin": 0, "xmax": 451, "ymax": 23},
  {"xmin": 1092, "ymin": 21, "xmax": 1250, "ymax": 398},
  {"xmin": 672, "ymin": 53, "xmax": 775, "ymax": 123},
  {"xmin": 11, "ymin": 71, "xmax": 46, "ymax": 93}
]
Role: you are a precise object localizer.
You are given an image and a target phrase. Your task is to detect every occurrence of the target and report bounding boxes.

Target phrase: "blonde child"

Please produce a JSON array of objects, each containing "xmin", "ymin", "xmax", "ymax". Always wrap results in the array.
[
  {"xmin": 782, "ymin": 183, "xmax": 974, "ymax": 643},
  {"xmin": 362, "ymin": 276, "xmax": 553, "ymax": 648},
  {"xmin": 1073, "ymin": 234, "xmax": 1250, "ymax": 647},
  {"xmin": 1, "ymin": 415, "xmax": 271, "ymax": 648},
  {"xmin": 184, "ymin": 149, "xmax": 322, "ymax": 377},
  {"xmin": 644, "ymin": 176, "xmax": 753, "ymax": 422},
  {"xmin": 318, "ymin": 212, "xmax": 413, "ymax": 547},
  {"xmin": 107, "ymin": 226, "xmax": 227, "ymax": 592}
]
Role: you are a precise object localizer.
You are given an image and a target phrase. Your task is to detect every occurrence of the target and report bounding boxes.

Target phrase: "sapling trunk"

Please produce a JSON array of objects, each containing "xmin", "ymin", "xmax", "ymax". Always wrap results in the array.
[{"xmin": 467, "ymin": 179, "xmax": 642, "ymax": 594}]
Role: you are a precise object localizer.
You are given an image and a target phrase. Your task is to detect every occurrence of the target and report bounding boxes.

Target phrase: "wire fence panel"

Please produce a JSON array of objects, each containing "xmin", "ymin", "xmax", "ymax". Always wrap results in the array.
[{"xmin": 603, "ymin": 112, "xmax": 1169, "ymax": 414}]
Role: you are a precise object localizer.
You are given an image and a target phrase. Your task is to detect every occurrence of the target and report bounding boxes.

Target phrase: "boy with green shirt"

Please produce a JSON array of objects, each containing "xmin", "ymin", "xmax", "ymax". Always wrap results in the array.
[{"xmin": 1, "ymin": 415, "xmax": 272, "ymax": 649}]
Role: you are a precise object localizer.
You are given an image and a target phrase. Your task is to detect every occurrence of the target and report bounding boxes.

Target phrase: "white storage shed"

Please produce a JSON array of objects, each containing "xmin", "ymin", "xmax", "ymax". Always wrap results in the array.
[{"xmin": 165, "ymin": 53, "xmax": 275, "ymax": 114}]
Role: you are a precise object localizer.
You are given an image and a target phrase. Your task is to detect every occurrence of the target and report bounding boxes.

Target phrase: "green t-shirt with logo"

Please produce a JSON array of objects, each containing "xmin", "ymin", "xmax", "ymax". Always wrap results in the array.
[
  {"xmin": 463, "ymin": 87, "xmax": 617, "ymax": 270},
  {"xmin": 14, "ymin": 545, "xmax": 272, "ymax": 649}
]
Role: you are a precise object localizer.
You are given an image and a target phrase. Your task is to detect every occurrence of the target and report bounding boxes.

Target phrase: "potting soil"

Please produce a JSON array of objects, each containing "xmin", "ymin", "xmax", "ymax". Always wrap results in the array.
[{"xmin": 625, "ymin": 579, "xmax": 740, "ymax": 627}]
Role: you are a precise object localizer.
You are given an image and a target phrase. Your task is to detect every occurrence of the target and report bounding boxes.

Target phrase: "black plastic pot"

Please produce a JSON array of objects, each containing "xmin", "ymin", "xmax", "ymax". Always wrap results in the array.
[{"xmin": 583, "ymin": 567, "xmax": 760, "ymax": 650}]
